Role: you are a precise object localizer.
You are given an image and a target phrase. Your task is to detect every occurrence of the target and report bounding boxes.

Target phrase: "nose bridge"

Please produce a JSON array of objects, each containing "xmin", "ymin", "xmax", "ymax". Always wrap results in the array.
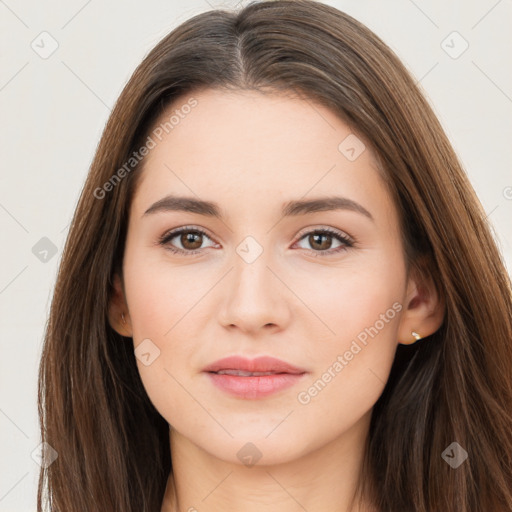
[
  {"xmin": 218, "ymin": 233, "xmax": 289, "ymax": 331},
  {"xmin": 233, "ymin": 238, "xmax": 270, "ymax": 293},
  {"xmin": 231, "ymin": 235, "xmax": 275, "ymax": 306}
]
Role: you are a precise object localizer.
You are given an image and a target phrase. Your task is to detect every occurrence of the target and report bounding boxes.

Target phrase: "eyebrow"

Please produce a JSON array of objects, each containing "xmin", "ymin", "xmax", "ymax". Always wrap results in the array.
[{"xmin": 142, "ymin": 195, "xmax": 374, "ymax": 221}]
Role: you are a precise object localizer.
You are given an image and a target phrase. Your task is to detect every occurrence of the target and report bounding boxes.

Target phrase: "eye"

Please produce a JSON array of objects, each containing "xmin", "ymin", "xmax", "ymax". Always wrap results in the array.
[
  {"xmin": 158, "ymin": 226, "xmax": 354, "ymax": 257},
  {"xmin": 293, "ymin": 227, "xmax": 354, "ymax": 256},
  {"xmin": 158, "ymin": 226, "xmax": 217, "ymax": 255}
]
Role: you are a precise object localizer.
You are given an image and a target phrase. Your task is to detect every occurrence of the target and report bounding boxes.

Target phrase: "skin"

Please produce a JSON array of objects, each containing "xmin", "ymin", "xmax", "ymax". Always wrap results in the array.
[{"xmin": 108, "ymin": 88, "xmax": 444, "ymax": 512}]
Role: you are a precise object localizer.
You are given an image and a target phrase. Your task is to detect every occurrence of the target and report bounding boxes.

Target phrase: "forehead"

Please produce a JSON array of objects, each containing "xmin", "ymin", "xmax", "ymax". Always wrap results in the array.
[{"xmin": 131, "ymin": 88, "xmax": 394, "ymax": 222}]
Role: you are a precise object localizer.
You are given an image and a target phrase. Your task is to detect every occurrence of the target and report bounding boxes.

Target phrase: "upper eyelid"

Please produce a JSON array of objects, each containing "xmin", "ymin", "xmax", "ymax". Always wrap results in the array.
[
  {"xmin": 295, "ymin": 225, "xmax": 352, "ymax": 240},
  {"xmin": 161, "ymin": 225, "xmax": 215, "ymax": 242}
]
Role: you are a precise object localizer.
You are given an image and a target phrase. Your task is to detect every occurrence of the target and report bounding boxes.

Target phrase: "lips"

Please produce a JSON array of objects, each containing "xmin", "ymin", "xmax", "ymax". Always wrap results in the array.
[
  {"xmin": 202, "ymin": 355, "xmax": 306, "ymax": 375},
  {"xmin": 202, "ymin": 355, "xmax": 308, "ymax": 399},
  {"xmin": 215, "ymin": 370, "xmax": 281, "ymax": 376}
]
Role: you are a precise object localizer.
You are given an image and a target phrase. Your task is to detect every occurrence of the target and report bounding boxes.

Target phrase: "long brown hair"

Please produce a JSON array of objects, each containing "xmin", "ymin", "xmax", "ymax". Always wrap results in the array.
[{"xmin": 37, "ymin": 1, "xmax": 512, "ymax": 510}]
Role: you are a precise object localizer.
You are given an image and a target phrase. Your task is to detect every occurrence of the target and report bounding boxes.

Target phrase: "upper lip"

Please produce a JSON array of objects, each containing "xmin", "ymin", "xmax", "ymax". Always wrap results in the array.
[{"xmin": 202, "ymin": 356, "xmax": 307, "ymax": 374}]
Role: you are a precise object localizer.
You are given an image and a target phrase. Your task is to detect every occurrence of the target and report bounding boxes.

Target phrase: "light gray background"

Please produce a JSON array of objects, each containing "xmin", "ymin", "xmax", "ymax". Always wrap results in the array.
[{"xmin": 1, "ymin": 0, "xmax": 511, "ymax": 510}]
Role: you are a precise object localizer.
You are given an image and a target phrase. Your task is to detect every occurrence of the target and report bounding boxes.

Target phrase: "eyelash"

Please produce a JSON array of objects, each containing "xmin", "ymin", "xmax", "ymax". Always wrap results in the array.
[{"xmin": 157, "ymin": 225, "xmax": 354, "ymax": 257}]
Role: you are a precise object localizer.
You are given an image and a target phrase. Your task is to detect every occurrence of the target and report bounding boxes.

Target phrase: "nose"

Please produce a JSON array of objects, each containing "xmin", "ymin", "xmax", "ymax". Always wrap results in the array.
[{"xmin": 217, "ymin": 245, "xmax": 291, "ymax": 335}]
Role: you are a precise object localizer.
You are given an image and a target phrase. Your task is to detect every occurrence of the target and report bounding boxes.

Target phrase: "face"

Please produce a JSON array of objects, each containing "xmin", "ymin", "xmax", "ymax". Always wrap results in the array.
[{"xmin": 115, "ymin": 88, "xmax": 411, "ymax": 465}]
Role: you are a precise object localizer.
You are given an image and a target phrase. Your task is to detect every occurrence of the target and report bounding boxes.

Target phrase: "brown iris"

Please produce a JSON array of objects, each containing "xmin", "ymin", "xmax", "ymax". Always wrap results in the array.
[
  {"xmin": 308, "ymin": 233, "xmax": 333, "ymax": 251},
  {"xmin": 180, "ymin": 231, "xmax": 203, "ymax": 250}
]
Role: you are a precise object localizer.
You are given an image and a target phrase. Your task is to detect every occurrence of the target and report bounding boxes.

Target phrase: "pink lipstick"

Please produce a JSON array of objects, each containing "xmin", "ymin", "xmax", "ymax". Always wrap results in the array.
[{"xmin": 203, "ymin": 355, "xmax": 307, "ymax": 399}]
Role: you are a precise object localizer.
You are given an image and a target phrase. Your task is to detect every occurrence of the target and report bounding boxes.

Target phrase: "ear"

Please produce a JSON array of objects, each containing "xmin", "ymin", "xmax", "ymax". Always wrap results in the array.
[
  {"xmin": 108, "ymin": 272, "xmax": 133, "ymax": 337},
  {"xmin": 397, "ymin": 263, "xmax": 445, "ymax": 345}
]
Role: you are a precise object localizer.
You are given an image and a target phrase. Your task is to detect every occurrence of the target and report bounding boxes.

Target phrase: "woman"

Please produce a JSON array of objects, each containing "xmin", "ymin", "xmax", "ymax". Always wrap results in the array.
[{"xmin": 37, "ymin": 1, "xmax": 512, "ymax": 511}]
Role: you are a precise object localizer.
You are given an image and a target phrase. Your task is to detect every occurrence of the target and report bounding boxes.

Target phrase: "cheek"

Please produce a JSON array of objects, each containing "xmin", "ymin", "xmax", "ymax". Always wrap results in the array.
[
  {"xmin": 290, "ymin": 253, "xmax": 404, "ymax": 422},
  {"xmin": 288, "ymin": 300, "xmax": 401, "ymax": 460},
  {"xmin": 295, "ymin": 290, "xmax": 401, "ymax": 420},
  {"xmin": 289, "ymin": 249, "xmax": 405, "ymax": 351},
  {"xmin": 124, "ymin": 250, "xmax": 199, "ymax": 341},
  {"xmin": 121, "ymin": 251, "xmax": 198, "ymax": 417}
]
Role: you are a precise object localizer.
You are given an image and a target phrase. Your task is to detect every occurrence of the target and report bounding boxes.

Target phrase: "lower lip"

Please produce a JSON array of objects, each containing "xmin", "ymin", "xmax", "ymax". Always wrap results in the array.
[{"xmin": 205, "ymin": 372, "xmax": 306, "ymax": 399}]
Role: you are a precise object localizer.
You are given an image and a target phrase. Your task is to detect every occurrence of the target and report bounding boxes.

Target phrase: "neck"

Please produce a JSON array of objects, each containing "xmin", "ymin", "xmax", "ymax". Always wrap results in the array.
[{"xmin": 161, "ymin": 410, "xmax": 375, "ymax": 512}]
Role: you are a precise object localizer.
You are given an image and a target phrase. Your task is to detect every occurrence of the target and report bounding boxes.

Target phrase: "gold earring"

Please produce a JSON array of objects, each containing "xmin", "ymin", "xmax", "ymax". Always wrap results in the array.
[
  {"xmin": 121, "ymin": 313, "xmax": 126, "ymax": 325},
  {"xmin": 411, "ymin": 331, "xmax": 421, "ymax": 342}
]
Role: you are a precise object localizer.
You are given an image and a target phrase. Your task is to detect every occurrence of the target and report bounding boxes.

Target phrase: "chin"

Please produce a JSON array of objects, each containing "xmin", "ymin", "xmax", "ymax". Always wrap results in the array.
[{"xmin": 197, "ymin": 428, "xmax": 312, "ymax": 467}]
